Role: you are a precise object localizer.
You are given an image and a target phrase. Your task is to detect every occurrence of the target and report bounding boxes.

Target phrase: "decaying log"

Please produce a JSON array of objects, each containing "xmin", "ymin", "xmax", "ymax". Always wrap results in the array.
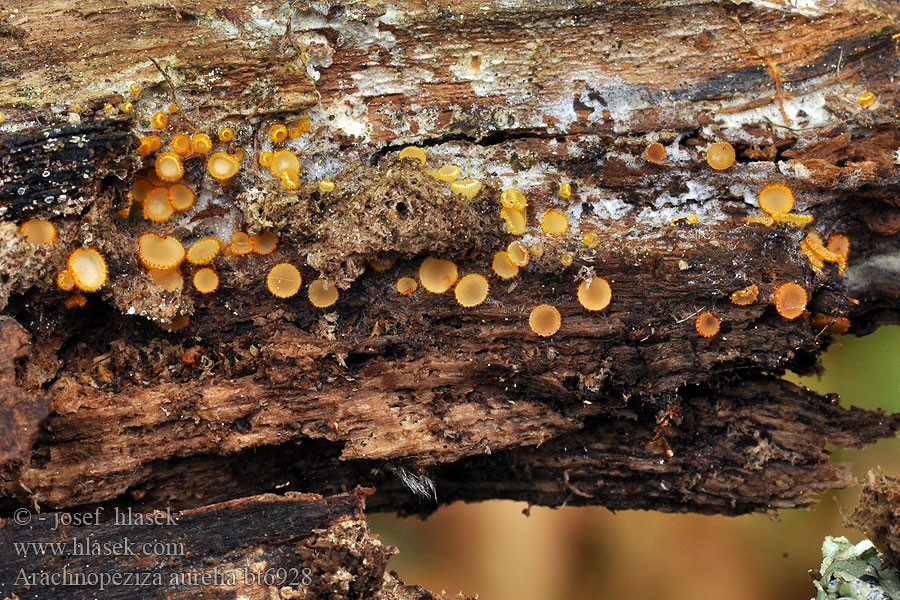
[
  {"xmin": 2, "ymin": 0, "xmax": 900, "ymax": 596},
  {"xmin": 846, "ymin": 470, "xmax": 900, "ymax": 567}
]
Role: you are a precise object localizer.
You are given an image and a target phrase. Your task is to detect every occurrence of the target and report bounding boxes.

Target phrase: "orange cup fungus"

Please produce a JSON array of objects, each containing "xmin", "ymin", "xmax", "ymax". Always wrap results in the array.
[
  {"xmin": 67, "ymin": 248, "xmax": 108, "ymax": 292},
  {"xmin": 187, "ymin": 237, "xmax": 222, "ymax": 265},
  {"xmin": 577, "ymin": 277, "xmax": 612, "ymax": 311},
  {"xmin": 583, "ymin": 232, "xmax": 600, "ymax": 249},
  {"xmin": 139, "ymin": 233, "xmax": 185, "ymax": 270},
  {"xmin": 251, "ymin": 231, "xmax": 278, "ymax": 255},
  {"xmin": 269, "ymin": 123, "xmax": 288, "ymax": 143},
  {"xmin": 308, "ymin": 278, "xmax": 339, "ymax": 308},
  {"xmin": 56, "ymin": 269, "xmax": 75, "ymax": 291},
  {"xmin": 259, "ymin": 152, "xmax": 274, "ymax": 168},
  {"xmin": 318, "ymin": 179, "xmax": 336, "ymax": 193},
  {"xmin": 151, "ymin": 111, "xmax": 169, "ymax": 129},
  {"xmin": 280, "ymin": 169, "xmax": 301, "ymax": 190},
  {"xmin": 399, "ymin": 146, "xmax": 427, "ymax": 165},
  {"xmin": 492, "ymin": 251, "xmax": 519, "ymax": 280},
  {"xmin": 507, "ymin": 241, "xmax": 530, "ymax": 267},
  {"xmin": 168, "ymin": 183, "xmax": 196, "ymax": 211},
  {"xmin": 500, "ymin": 188, "xmax": 527, "ymax": 211},
  {"xmin": 155, "ymin": 152, "xmax": 184, "ymax": 182},
  {"xmin": 418, "ymin": 257, "xmax": 458, "ymax": 294},
  {"xmin": 530, "ymin": 242, "xmax": 545, "ymax": 258},
  {"xmin": 558, "ymin": 182, "xmax": 572, "ymax": 199},
  {"xmin": 812, "ymin": 314, "xmax": 851, "ymax": 335},
  {"xmin": 858, "ymin": 92, "xmax": 875, "ymax": 107},
  {"xmin": 773, "ymin": 282, "xmax": 807, "ymax": 319},
  {"xmin": 396, "ymin": 276, "xmax": 418, "ymax": 295},
  {"xmin": 148, "ymin": 268, "xmax": 184, "ymax": 292},
  {"xmin": 706, "ymin": 142, "xmax": 735, "ymax": 170},
  {"xmin": 193, "ymin": 268, "xmax": 219, "ymax": 294},
  {"xmin": 170, "ymin": 134, "xmax": 191, "ymax": 155},
  {"xmin": 230, "ymin": 232, "xmax": 253, "ymax": 255},
  {"xmin": 288, "ymin": 126, "xmax": 301, "ymax": 139},
  {"xmin": 267, "ymin": 263, "xmax": 302, "ymax": 298},
  {"xmin": 529, "ymin": 304, "xmax": 561, "ymax": 337},
  {"xmin": 20, "ymin": 219, "xmax": 57, "ymax": 244},
  {"xmin": 207, "ymin": 152, "xmax": 240, "ymax": 182},
  {"xmin": 540, "ymin": 209, "xmax": 568, "ymax": 234},
  {"xmin": 500, "ymin": 208, "xmax": 527, "ymax": 235},
  {"xmin": 298, "ymin": 119, "xmax": 311, "ymax": 132},
  {"xmin": 436, "ymin": 165, "xmax": 460, "ymax": 182},
  {"xmin": 454, "ymin": 273, "xmax": 489, "ymax": 307},
  {"xmin": 120, "ymin": 102, "xmax": 133, "ymax": 113},
  {"xmin": 730, "ymin": 283, "xmax": 759, "ymax": 306},
  {"xmin": 143, "ymin": 187, "xmax": 174, "ymax": 222},
  {"xmin": 560, "ymin": 251, "xmax": 575, "ymax": 267},
  {"xmin": 218, "ymin": 127, "xmax": 234, "ymax": 142},
  {"xmin": 450, "ymin": 178, "xmax": 482, "ymax": 199},
  {"xmin": 64, "ymin": 292, "xmax": 88, "ymax": 309},
  {"xmin": 645, "ymin": 142, "xmax": 666, "ymax": 164},
  {"xmin": 369, "ymin": 257, "xmax": 396, "ymax": 272},
  {"xmin": 191, "ymin": 134, "xmax": 212, "ymax": 154},
  {"xmin": 695, "ymin": 311, "xmax": 721, "ymax": 338},
  {"xmin": 827, "ymin": 234, "xmax": 850, "ymax": 258},
  {"xmin": 129, "ymin": 82, "xmax": 141, "ymax": 95},
  {"xmin": 758, "ymin": 184, "xmax": 794, "ymax": 215}
]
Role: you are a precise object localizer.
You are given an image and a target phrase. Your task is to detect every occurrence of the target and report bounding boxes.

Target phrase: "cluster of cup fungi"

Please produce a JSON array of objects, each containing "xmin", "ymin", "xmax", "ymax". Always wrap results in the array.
[{"xmin": 12, "ymin": 84, "xmax": 868, "ymax": 338}]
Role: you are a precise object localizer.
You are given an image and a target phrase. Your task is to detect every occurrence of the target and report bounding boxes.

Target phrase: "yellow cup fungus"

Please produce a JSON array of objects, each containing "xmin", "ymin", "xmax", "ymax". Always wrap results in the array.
[
  {"xmin": 645, "ymin": 142, "xmax": 666, "ymax": 164},
  {"xmin": 318, "ymin": 179, "xmax": 336, "ymax": 193},
  {"xmin": 540, "ymin": 209, "xmax": 569, "ymax": 234},
  {"xmin": 269, "ymin": 123, "xmax": 288, "ymax": 143},
  {"xmin": 193, "ymin": 267, "xmax": 219, "ymax": 294},
  {"xmin": 139, "ymin": 233, "xmax": 186, "ymax": 270},
  {"xmin": 143, "ymin": 187, "xmax": 174, "ymax": 222},
  {"xmin": 168, "ymin": 103, "xmax": 179, "ymax": 114},
  {"xmin": 773, "ymin": 282, "xmax": 807, "ymax": 320},
  {"xmin": 120, "ymin": 101, "xmax": 133, "ymax": 113},
  {"xmin": 560, "ymin": 251, "xmax": 575, "ymax": 267},
  {"xmin": 155, "ymin": 152, "xmax": 184, "ymax": 182},
  {"xmin": 191, "ymin": 134, "xmax": 212, "ymax": 154},
  {"xmin": 298, "ymin": 119, "xmax": 311, "ymax": 132},
  {"xmin": 803, "ymin": 231, "xmax": 847, "ymax": 274},
  {"xmin": 369, "ymin": 257, "xmax": 396, "ymax": 272},
  {"xmin": 68, "ymin": 248, "xmax": 108, "ymax": 292},
  {"xmin": 207, "ymin": 152, "xmax": 240, "ymax": 182},
  {"xmin": 418, "ymin": 257, "xmax": 458, "ymax": 294},
  {"xmin": 530, "ymin": 242, "xmax": 545, "ymax": 258},
  {"xmin": 20, "ymin": 219, "xmax": 57, "ymax": 244},
  {"xmin": 151, "ymin": 111, "xmax": 169, "ymax": 129},
  {"xmin": 706, "ymin": 141, "xmax": 735, "ymax": 170},
  {"xmin": 577, "ymin": 277, "xmax": 612, "ymax": 311},
  {"xmin": 251, "ymin": 231, "xmax": 278, "ymax": 255},
  {"xmin": 858, "ymin": 92, "xmax": 875, "ymax": 107},
  {"xmin": 64, "ymin": 292, "xmax": 88, "ymax": 309},
  {"xmin": 138, "ymin": 135, "xmax": 162, "ymax": 157},
  {"xmin": 396, "ymin": 276, "xmax": 418, "ymax": 295},
  {"xmin": 500, "ymin": 188, "xmax": 528, "ymax": 211},
  {"xmin": 436, "ymin": 165, "xmax": 460, "ymax": 182},
  {"xmin": 187, "ymin": 237, "xmax": 222, "ymax": 265},
  {"xmin": 507, "ymin": 241, "xmax": 530, "ymax": 267},
  {"xmin": 259, "ymin": 152, "xmax": 274, "ymax": 168},
  {"xmin": 280, "ymin": 169, "xmax": 301, "ymax": 190},
  {"xmin": 0, "ymin": 112, "xmax": 4, "ymax": 123},
  {"xmin": 583, "ymin": 232, "xmax": 600, "ymax": 249},
  {"xmin": 129, "ymin": 82, "xmax": 141, "ymax": 95},
  {"xmin": 218, "ymin": 127, "xmax": 234, "ymax": 142},
  {"xmin": 695, "ymin": 311, "xmax": 720, "ymax": 338},
  {"xmin": 267, "ymin": 263, "xmax": 302, "ymax": 298},
  {"xmin": 230, "ymin": 231, "xmax": 253, "ymax": 255},
  {"xmin": 148, "ymin": 267, "xmax": 184, "ymax": 292},
  {"xmin": 232, "ymin": 148, "xmax": 245, "ymax": 162},
  {"xmin": 288, "ymin": 126, "xmax": 301, "ymax": 139},
  {"xmin": 491, "ymin": 251, "xmax": 519, "ymax": 280},
  {"xmin": 758, "ymin": 184, "xmax": 794, "ymax": 215},
  {"xmin": 730, "ymin": 283, "xmax": 759, "ymax": 306},
  {"xmin": 170, "ymin": 134, "xmax": 191, "ymax": 154},
  {"xmin": 450, "ymin": 178, "xmax": 482, "ymax": 199},
  {"xmin": 558, "ymin": 182, "xmax": 572, "ymax": 199},
  {"xmin": 771, "ymin": 212, "xmax": 813, "ymax": 227},
  {"xmin": 827, "ymin": 234, "xmax": 850, "ymax": 258},
  {"xmin": 500, "ymin": 207, "xmax": 527, "ymax": 235},
  {"xmin": 168, "ymin": 183, "xmax": 196, "ymax": 211},
  {"xmin": 308, "ymin": 278, "xmax": 339, "ymax": 308},
  {"xmin": 529, "ymin": 304, "xmax": 561, "ymax": 337},
  {"xmin": 56, "ymin": 269, "xmax": 75, "ymax": 291},
  {"xmin": 399, "ymin": 146, "xmax": 427, "ymax": 165},
  {"xmin": 454, "ymin": 273, "xmax": 489, "ymax": 307},
  {"xmin": 271, "ymin": 149, "xmax": 301, "ymax": 177}
]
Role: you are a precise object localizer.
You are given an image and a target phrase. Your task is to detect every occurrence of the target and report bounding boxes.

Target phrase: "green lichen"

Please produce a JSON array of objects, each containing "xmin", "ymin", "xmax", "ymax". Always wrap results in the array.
[{"xmin": 811, "ymin": 536, "xmax": 900, "ymax": 600}]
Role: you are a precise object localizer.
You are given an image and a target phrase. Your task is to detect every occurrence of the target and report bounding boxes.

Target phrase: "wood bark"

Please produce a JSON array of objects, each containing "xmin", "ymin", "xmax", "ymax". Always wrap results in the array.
[{"xmin": 2, "ymin": 0, "xmax": 900, "ymax": 597}]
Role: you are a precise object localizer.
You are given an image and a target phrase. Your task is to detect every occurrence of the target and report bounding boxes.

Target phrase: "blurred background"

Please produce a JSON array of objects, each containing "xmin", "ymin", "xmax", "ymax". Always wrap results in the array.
[{"xmin": 368, "ymin": 325, "xmax": 900, "ymax": 600}]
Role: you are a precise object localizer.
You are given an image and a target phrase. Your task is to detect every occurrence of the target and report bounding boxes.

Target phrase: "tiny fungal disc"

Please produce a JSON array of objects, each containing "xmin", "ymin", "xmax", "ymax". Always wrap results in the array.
[
  {"xmin": 419, "ymin": 257, "xmax": 458, "ymax": 294},
  {"xmin": 398, "ymin": 146, "xmax": 426, "ymax": 165},
  {"xmin": 577, "ymin": 277, "xmax": 612, "ymax": 311},
  {"xmin": 160, "ymin": 314, "xmax": 190, "ymax": 332},
  {"xmin": 56, "ymin": 269, "xmax": 75, "ymax": 291},
  {"xmin": 318, "ymin": 179, "xmax": 336, "ymax": 193},
  {"xmin": 139, "ymin": 233, "xmax": 186, "ymax": 270},
  {"xmin": 529, "ymin": 304, "xmax": 561, "ymax": 337},
  {"xmin": 583, "ymin": 232, "xmax": 600, "ymax": 248},
  {"xmin": 454, "ymin": 273, "xmax": 489, "ymax": 307},
  {"xmin": 218, "ymin": 127, "xmax": 234, "ymax": 142},
  {"xmin": 155, "ymin": 152, "xmax": 184, "ymax": 182},
  {"xmin": 280, "ymin": 169, "xmax": 301, "ymax": 190},
  {"xmin": 396, "ymin": 276, "xmax": 418, "ymax": 295},
  {"xmin": 193, "ymin": 268, "xmax": 219, "ymax": 294},
  {"xmin": 251, "ymin": 231, "xmax": 278, "ymax": 255},
  {"xmin": 130, "ymin": 177, "xmax": 153, "ymax": 204},
  {"xmin": 207, "ymin": 152, "xmax": 240, "ymax": 181},
  {"xmin": 492, "ymin": 251, "xmax": 519, "ymax": 280},
  {"xmin": 645, "ymin": 142, "xmax": 666, "ymax": 164},
  {"xmin": 858, "ymin": 92, "xmax": 875, "ymax": 107},
  {"xmin": 540, "ymin": 209, "xmax": 568, "ymax": 234},
  {"xmin": 267, "ymin": 263, "xmax": 302, "ymax": 298},
  {"xmin": 171, "ymin": 134, "xmax": 191, "ymax": 154},
  {"xmin": 64, "ymin": 292, "xmax": 87, "ymax": 309},
  {"xmin": 187, "ymin": 237, "xmax": 221, "ymax": 265},
  {"xmin": 506, "ymin": 241, "xmax": 530, "ymax": 267},
  {"xmin": 68, "ymin": 248, "xmax": 108, "ymax": 292},
  {"xmin": 530, "ymin": 242, "xmax": 545, "ymax": 258},
  {"xmin": 450, "ymin": 178, "xmax": 482, "ymax": 199},
  {"xmin": 20, "ymin": 219, "xmax": 57, "ymax": 244},
  {"xmin": 706, "ymin": 142, "xmax": 735, "ymax": 170},
  {"xmin": 148, "ymin": 268, "xmax": 184, "ymax": 292},
  {"xmin": 500, "ymin": 188, "xmax": 527, "ymax": 211},
  {"xmin": 309, "ymin": 278, "xmax": 339, "ymax": 308},
  {"xmin": 169, "ymin": 183, "xmax": 196, "ymax": 211},
  {"xmin": 230, "ymin": 232, "xmax": 253, "ymax": 255},
  {"xmin": 773, "ymin": 282, "xmax": 808, "ymax": 320},
  {"xmin": 695, "ymin": 312, "xmax": 720, "ymax": 338},
  {"xmin": 758, "ymin": 184, "xmax": 794, "ymax": 215},
  {"xmin": 270, "ymin": 150, "xmax": 301, "ymax": 177},
  {"xmin": 269, "ymin": 123, "xmax": 288, "ymax": 143},
  {"xmin": 368, "ymin": 257, "xmax": 396, "ymax": 272},
  {"xmin": 143, "ymin": 187, "xmax": 174, "ymax": 222},
  {"xmin": 558, "ymin": 182, "xmax": 572, "ymax": 199},
  {"xmin": 730, "ymin": 284, "xmax": 759, "ymax": 306},
  {"xmin": 259, "ymin": 152, "xmax": 274, "ymax": 167},
  {"xmin": 560, "ymin": 251, "xmax": 574, "ymax": 267},
  {"xmin": 827, "ymin": 234, "xmax": 850, "ymax": 256},
  {"xmin": 436, "ymin": 165, "xmax": 460, "ymax": 182},
  {"xmin": 191, "ymin": 134, "xmax": 212, "ymax": 154},
  {"xmin": 500, "ymin": 207, "xmax": 526, "ymax": 235},
  {"xmin": 151, "ymin": 111, "xmax": 169, "ymax": 129}
]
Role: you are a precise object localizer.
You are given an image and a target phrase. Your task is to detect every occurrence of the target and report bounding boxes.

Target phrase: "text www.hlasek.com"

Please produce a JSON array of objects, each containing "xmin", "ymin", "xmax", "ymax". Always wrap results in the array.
[{"xmin": 14, "ymin": 537, "xmax": 185, "ymax": 558}]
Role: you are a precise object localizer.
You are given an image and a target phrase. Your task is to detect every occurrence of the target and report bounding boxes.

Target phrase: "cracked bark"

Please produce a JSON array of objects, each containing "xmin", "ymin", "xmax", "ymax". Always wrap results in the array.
[{"xmin": 2, "ymin": 0, "xmax": 900, "ymax": 598}]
